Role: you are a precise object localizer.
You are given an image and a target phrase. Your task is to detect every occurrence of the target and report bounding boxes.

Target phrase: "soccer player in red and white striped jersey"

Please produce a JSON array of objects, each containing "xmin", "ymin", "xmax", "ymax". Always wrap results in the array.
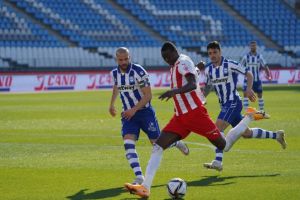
[{"xmin": 124, "ymin": 41, "xmax": 253, "ymax": 198}]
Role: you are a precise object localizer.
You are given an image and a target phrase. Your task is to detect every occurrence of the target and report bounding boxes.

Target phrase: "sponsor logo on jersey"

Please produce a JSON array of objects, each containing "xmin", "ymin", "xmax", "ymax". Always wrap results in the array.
[
  {"xmin": 211, "ymin": 77, "xmax": 228, "ymax": 84},
  {"xmin": 118, "ymin": 85, "xmax": 135, "ymax": 91}
]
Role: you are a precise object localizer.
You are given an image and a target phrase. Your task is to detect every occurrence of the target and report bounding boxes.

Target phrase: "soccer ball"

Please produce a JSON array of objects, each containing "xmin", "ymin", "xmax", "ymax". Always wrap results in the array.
[{"xmin": 167, "ymin": 178, "xmax": 187, "ymax": 199}]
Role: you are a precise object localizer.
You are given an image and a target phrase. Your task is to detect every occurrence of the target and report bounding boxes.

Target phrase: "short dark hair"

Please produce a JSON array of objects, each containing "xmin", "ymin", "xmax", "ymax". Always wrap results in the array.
[
  {"xmin": 161, "ymin": 41, "xmax": 177, "ymax": 52},
  {"xmin": 249, "ymin": 40, "xmax": 257, "ymax": 45},
  {"xmin": 207, "ymin": 41, "xmax": 221, "ymax": 51}
]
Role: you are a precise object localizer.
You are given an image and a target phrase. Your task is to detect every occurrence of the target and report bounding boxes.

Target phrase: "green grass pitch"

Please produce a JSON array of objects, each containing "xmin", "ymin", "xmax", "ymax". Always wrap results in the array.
[{"xmin": 1, "ymin": 85, "xmax": 300, "ymax": 200}]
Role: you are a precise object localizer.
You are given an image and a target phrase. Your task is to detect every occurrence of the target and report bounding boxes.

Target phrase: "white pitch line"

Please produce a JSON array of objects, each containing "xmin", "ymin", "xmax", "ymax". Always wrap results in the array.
[{"xmin": 184, "ymin": 141, "xmax": 215, "ymax": 149}]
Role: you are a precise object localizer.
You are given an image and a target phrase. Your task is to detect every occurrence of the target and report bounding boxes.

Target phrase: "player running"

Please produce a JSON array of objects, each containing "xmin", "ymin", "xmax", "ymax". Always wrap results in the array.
[
  {"xmin": 124, "ymin": 42, "xmax": 268, "ymax": 198},
  {"xmin": 109, "ymin": 47, "xmax": 189, "ymax": 185},
  {"xmin": 198, "ymin": 41, "xmax": 286, "ymax": 171}
]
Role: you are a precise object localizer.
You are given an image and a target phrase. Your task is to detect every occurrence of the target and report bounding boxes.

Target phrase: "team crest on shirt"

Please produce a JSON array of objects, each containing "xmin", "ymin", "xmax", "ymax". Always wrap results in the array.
[
  {"xmin": 224, "ymin": 68, "xmax": 228, "ymax": 74},
  {"xmin": 148, "ymin": 122, "xmax": 157, "ymax": 132},
  {"xmin": 140, "ymin": 71, "xmax": 144, "ymax": 76},
  {"xmin": 129, "ymin": 76, "xmax": 135, "ymax": 84},
  {"xmin": 182, "ymin": 63, "xmax": 189, "ymax": 72}
]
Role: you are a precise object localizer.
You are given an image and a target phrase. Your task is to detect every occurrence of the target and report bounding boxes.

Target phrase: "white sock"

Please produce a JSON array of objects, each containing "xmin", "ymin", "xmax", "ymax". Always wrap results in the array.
[
  {"xmin": 224, "ymin": 116, "xmax": 252, "ymax": 152},
  {"xmin": 142, "ymin": 144, "xmax": 163, "ymax": 190}
]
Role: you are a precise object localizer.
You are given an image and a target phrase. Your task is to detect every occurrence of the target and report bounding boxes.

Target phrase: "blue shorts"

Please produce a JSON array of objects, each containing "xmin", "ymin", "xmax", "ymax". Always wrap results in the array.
[
  {"xmin": 243, "ymin": 80, "xmax": 263, "ymax": 93},
  {"xmin": 121, "ymin": 107, "xmax": 160, "ymax": 140},
  {"xmin": 218, "ymin": 99, "xmax": 243, "ymax": 127}
]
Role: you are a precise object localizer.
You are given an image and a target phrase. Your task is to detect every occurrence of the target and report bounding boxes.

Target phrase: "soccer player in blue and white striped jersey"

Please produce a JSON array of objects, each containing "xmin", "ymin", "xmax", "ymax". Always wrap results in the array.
[
  {"xmin": 202, "ymin": 41, "xmax": 286, "ymax": 171},
  {"xmin": 240, "ymin": 41, "xmax": 272, "ymax": 111},
  {"xmin": 109, "ymin": 47, "xmax": 189, "ymax": 185}
]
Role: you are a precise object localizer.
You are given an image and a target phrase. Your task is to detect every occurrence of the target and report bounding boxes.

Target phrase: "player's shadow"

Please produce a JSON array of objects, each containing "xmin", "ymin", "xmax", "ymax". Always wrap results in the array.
[
  {"xmin": 187, "ymin": 173, "xmax": 280, "ymax": 187},
  {"xmin": 66, "ymin": 184, "xmax": 165, "ymax": 200}
]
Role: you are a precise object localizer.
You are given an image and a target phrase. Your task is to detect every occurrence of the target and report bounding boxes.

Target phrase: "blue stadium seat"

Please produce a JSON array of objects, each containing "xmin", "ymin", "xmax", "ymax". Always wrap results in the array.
[{"xmin": 226, "ymin": 0, "xmax": 300, "ymax": 48}]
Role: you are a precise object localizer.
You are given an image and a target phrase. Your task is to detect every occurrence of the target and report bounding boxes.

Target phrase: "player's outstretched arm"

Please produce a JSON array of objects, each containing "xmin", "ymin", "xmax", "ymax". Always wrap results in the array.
[
  {"xmin": 159, "ymin": 74, "xmax": 197, "ymax": 101},
  {"xmin": 196, "ymin": 61, "xmax": 206, "ymax": 71},
  {"xmin": 203, "ymin": 83, "xmax": 213, "ymax": 97}
]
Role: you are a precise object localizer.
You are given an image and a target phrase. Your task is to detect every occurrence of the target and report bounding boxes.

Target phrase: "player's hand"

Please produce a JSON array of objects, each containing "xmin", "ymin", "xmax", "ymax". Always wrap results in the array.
[
  {"xmin": 196, "ymin": 61, "xmax": 206, "ymax": 71},
  {"xmin": 266, "ymin": 75, "xmax": 272, "ymax": 81},
  {"xmin": 159, "ymin": 90, "xmax": 175, "ymax": 101},
  {"xmin": 122, "ymin": 108, "xmax": 137, "ymax": 120},
  {"xmin": 109, "ymin": 105, "xmax": 117, "ymax": 117},
  {"xmin": 245, "ymin": 88, "xmax": 256, "ymax": 102}
]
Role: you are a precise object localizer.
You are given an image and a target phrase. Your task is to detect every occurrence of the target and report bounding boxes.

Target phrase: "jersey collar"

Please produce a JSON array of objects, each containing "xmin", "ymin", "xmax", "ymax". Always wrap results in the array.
[
  {"xmin": 213, "ymin": 56, "xmax": 224, "ymax": 68},
  {"xmin": 118, "ymin": 63, "xmax": 132, "ymax": 74}
]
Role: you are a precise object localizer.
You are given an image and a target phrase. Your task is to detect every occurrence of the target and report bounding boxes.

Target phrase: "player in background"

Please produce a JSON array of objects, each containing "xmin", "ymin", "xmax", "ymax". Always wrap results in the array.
[
  {"xmin": 199, "ymin": 41, "xmax": 286, "ymax": 171},
  {"xmin": 109, "ymin": 47, "xmax": 189, "ymax": 185},
  {"xmin": 240, "ymin": 41, "xmax": 272, "ymax": 111},
  {"xmin": 124, "ymin": 41, "xmax": 267, "ymax": 198}
]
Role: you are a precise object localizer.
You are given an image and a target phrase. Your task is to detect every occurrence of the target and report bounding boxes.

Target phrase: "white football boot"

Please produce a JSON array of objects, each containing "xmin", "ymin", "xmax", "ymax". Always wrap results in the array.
[
  {"xmin": 276, "ymin": 130, "xmax": 287, "ymax": 149},
  {"xmin": 175, "ymin": 140, "xmax": 190, "ymax": 155},
  {"xmin": 203, "ymin": 160, "xmax": 223, "ymax": 171}
]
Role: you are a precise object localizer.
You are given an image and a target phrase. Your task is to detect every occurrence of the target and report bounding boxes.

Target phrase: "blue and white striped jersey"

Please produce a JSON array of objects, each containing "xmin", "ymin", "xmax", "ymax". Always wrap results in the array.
[
  {"xmin": 111, "ymin": 63, "xmax": 151, "ymax": 111},
  {"xmin": 205, "ymin": 57, "xmax": 248, "ymax": 105},
  {"xmin": 240, "ymin": 52, "xmax": 266, "ymax": 82}
]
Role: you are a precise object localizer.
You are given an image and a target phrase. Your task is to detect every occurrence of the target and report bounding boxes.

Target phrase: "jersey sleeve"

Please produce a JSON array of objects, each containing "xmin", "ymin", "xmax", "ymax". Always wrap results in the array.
[
  {"xmin": 240, "ymin": 55, "xmax": 247, "ymax": 67},
  {"xmin": 229, "ymin": 60, "xmax": 248, "ymax": 75},
  {"xmin": 110, "ymin": 70, "xmax": 117, "ymax": 86},
  {"xmin": 177, "ymin": 59, "xmax": 197, "ymax": 76},
  {"xmin": 259, "ymin": 54, "xmax": 267, "ymax": 68},
  {"xmin": 135, "ymin": 66, "xmax": 150, "ymax": 87},
  {"xmin": 204, "ymin": 67, "xmax": 211, "ymax": 86}
]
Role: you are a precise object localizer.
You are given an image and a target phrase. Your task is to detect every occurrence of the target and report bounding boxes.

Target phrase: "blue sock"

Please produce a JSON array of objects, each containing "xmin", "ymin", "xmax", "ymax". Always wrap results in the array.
[
  {"xmin": 251, "ymin": 128, "xmax": 277, "ymax": 139},
  {"xmin": 124, "ymin": 139, "xmax": 143, "ymax": 178},
  {"xmin": 215, "ymin": 148, "xmax": 223, "ymax": 162},
  {"xmin": 258, "ymin": 98, "xmax": 264, "ymax": 110},
  {"xmin": 243, "ymin": 97, "xmax": 249, "ymax": 110}
]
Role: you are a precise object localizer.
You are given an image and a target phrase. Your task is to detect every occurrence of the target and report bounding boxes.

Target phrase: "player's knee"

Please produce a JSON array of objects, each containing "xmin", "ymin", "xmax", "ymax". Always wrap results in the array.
[{"xmin": 242, "ymin": 129, "xmax": 252, "ymax": 138}]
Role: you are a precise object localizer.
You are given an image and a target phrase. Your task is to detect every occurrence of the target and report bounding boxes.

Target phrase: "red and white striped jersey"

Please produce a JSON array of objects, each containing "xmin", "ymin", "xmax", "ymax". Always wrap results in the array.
[{"xmin": 170, "ymin": 54, "xmax": 204, "ymax": 116}]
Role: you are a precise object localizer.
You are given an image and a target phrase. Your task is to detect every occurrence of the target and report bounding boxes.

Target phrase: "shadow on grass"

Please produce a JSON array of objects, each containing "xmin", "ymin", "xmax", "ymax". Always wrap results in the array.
[
  {"xmin": 66, "ymin": 174, "xmax": 279, "ymax": 199},
  {"xmin": 66, "ymin": 184, "xmax": 164, "ymax": 200},
  {"xmin": 187, "ymin": 173, "xmax": 280, "ymax": 187}
]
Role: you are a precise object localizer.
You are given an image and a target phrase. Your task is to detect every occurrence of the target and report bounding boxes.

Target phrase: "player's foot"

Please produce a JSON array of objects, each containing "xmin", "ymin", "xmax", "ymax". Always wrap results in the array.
[
  {"xmin": 176, "ymin": 141, "xmax": 190, "ymax": 155},
  {"xmin": 245, "ymin": 107, "xmax": 270, "ymax": 120},
  {"xmin": 203, "ymin": 160, "xmax": 223, "ymax": 171},
  {"xmin": 132, "ymin": 176, "xmax": 144, "ymax": 185},
  {"xmin": 124, "ymin": 183, "xmax": 150, "ymax": 198},
  {"xmin": 276, "ymin": 130, "xmax": 287, "ymax": 149}
]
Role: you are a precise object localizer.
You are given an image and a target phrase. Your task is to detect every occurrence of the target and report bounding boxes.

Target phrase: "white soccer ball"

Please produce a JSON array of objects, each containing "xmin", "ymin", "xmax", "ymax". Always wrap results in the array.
[{"xmin": 167, "ymin": 178, "xmax": 187, "ymax": 199}]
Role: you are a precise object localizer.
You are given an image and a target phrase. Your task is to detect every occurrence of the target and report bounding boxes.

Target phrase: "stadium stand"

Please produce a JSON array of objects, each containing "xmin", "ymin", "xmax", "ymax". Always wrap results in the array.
[
  {"xmin": 226, "ymin": 0, "xmax": 300, "ymax": 53},
  {"xmin": 0, "ymin": 0, "xmax": 298, "ymax": 68},
  {"xmin": 116, "ymin": 0, "xmax": 262, "ymax": 47},
  {"xmin": 0, "ymin": 1, "xmax": 64, "ymax": 47},
  {"xmin": 10, "ymin": 0, "xmax": 160, "ymax": 47}
]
